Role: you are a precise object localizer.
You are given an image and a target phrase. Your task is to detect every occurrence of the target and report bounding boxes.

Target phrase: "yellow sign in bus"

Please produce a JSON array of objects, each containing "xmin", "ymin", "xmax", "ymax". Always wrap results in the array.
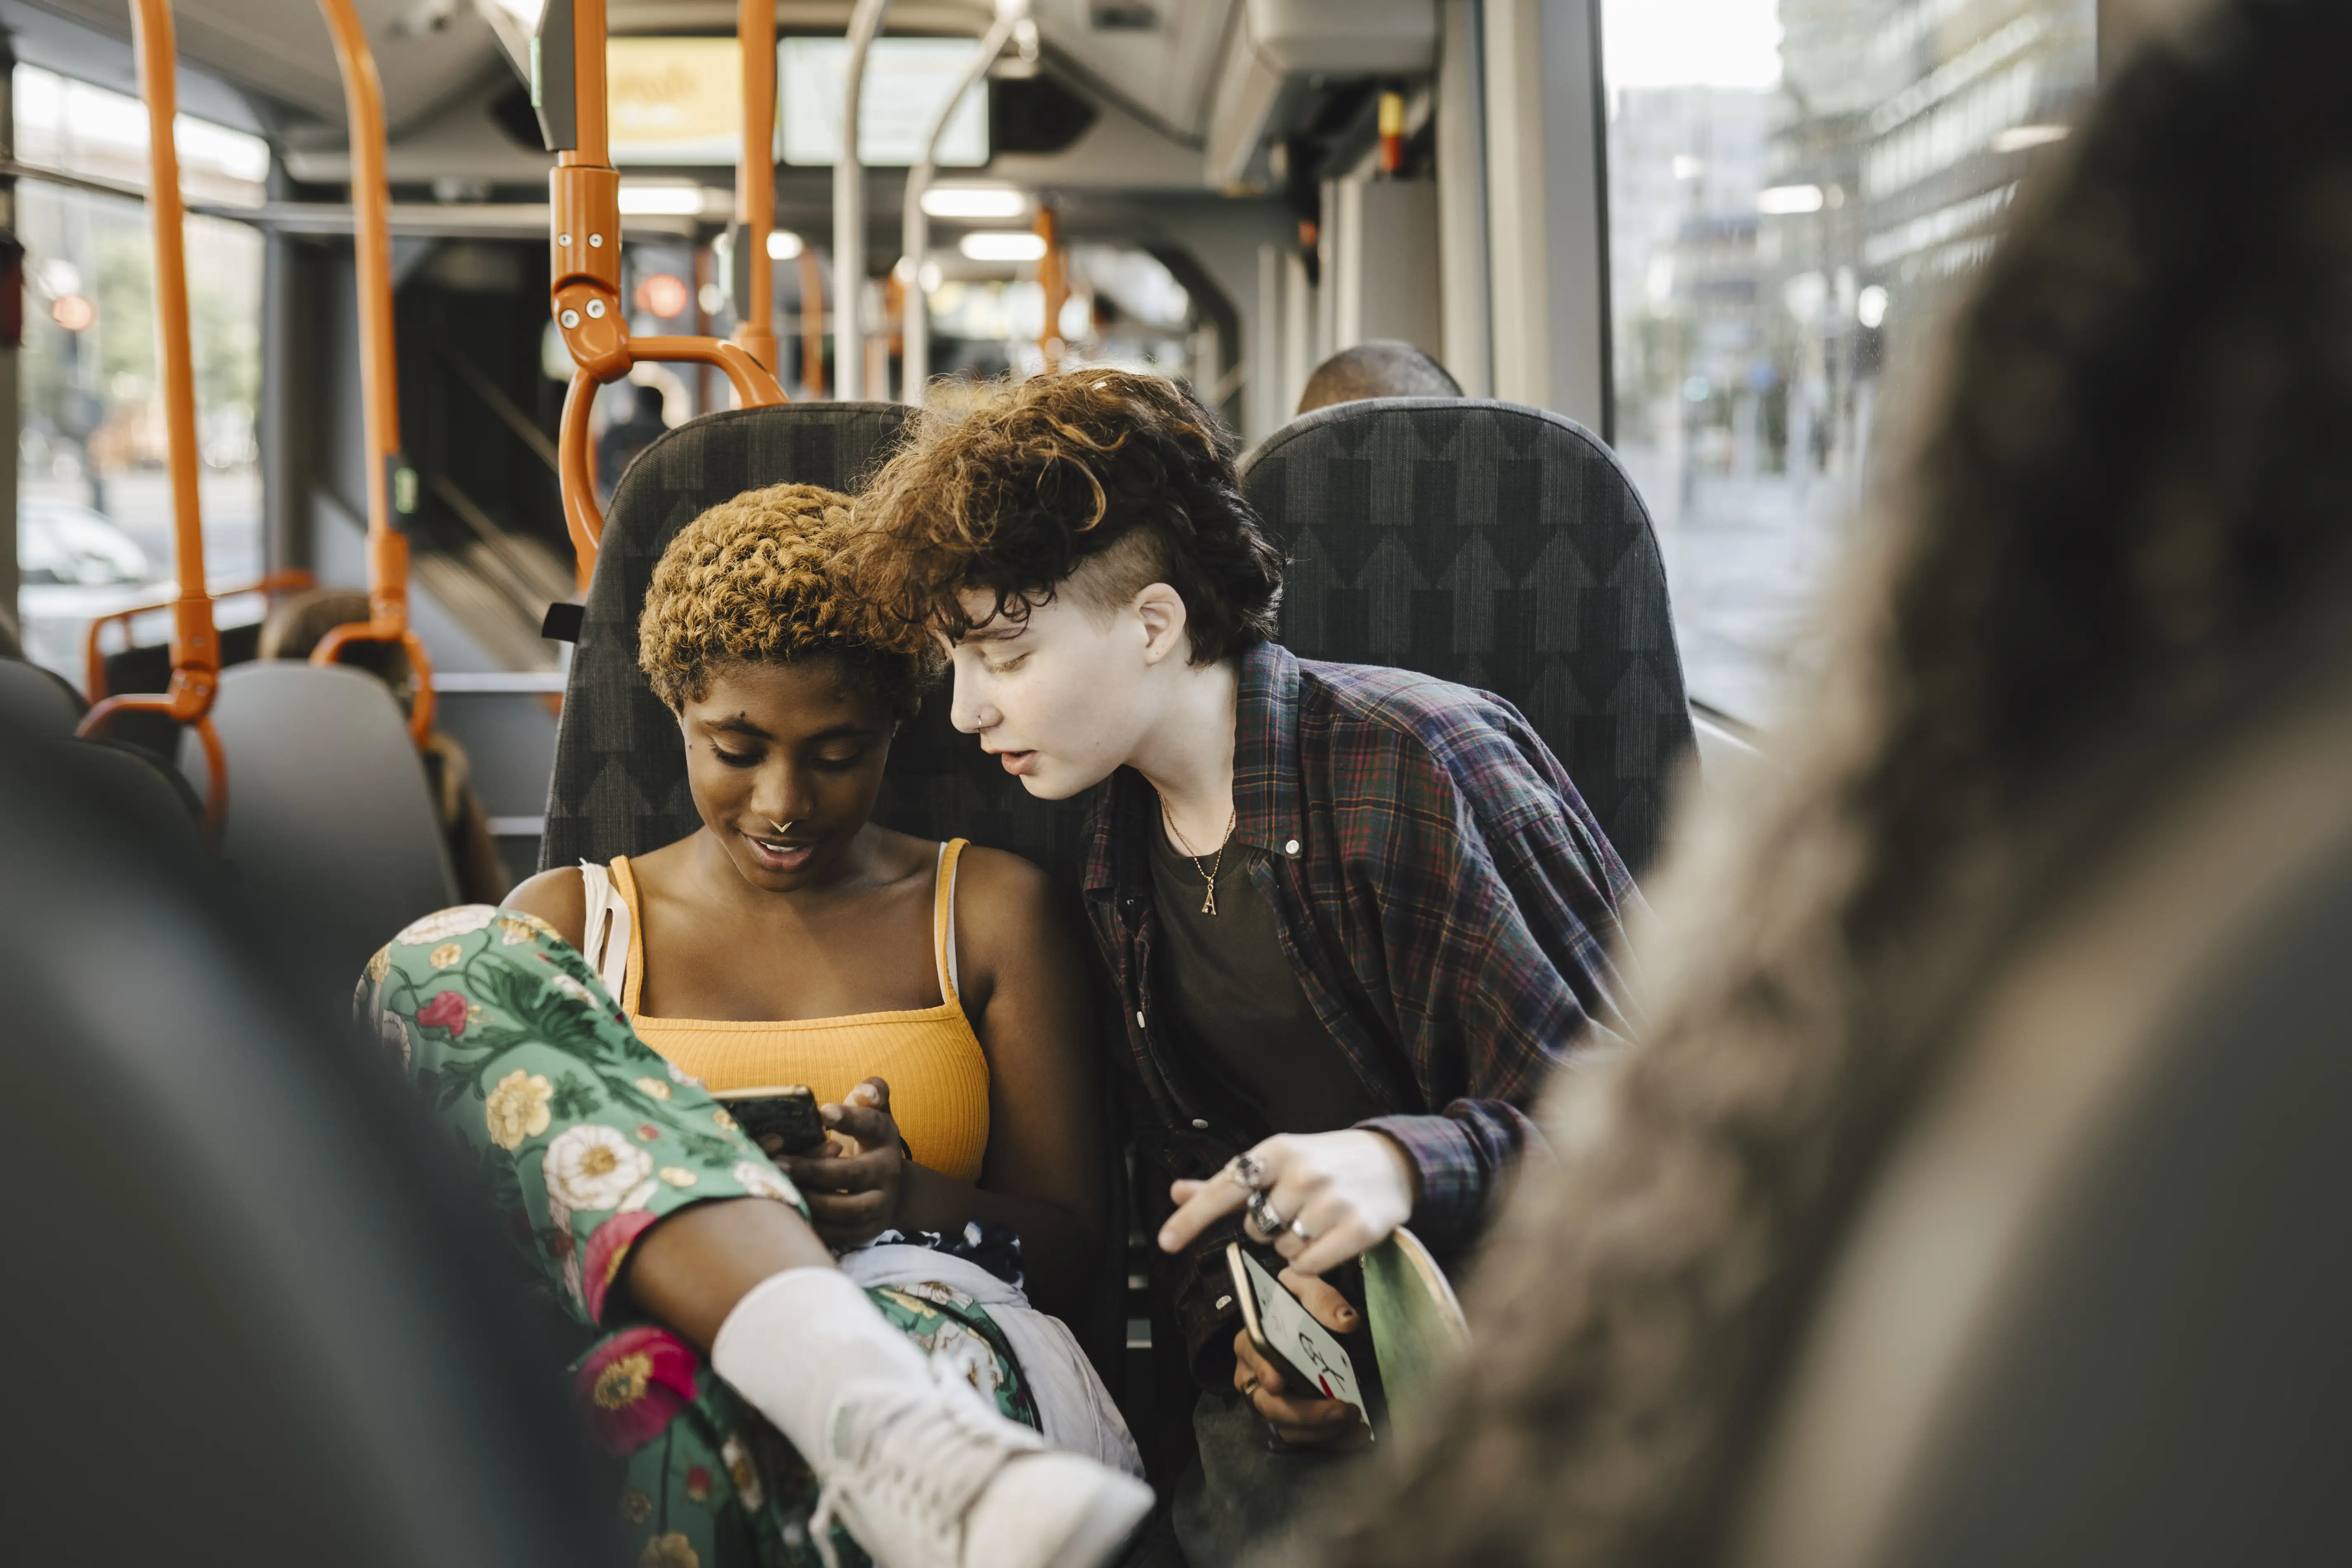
[{"xmin": 608, "ymin": 36, "xmax": 742, "ymax": 165}]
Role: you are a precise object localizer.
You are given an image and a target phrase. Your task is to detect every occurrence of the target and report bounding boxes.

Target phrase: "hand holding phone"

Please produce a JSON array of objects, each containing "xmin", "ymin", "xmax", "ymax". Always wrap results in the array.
[{"xmin": 1229, "ymin": 1244, "xmax": 1373, "ymax": 1442}]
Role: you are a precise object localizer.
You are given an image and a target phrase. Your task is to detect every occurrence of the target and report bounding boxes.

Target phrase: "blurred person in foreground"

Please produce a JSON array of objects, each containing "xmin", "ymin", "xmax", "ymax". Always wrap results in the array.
[
  {"xmin": 1293, "ymin": 340, "xmax": 1461, "ymax": 416},
  {"xmin": 259, "ymin": 588, "xmax": 510, "ymax": 903},
  {"xmin": 1270, "ymin": 2, "xmax": 2352, "ymax": 1564}
]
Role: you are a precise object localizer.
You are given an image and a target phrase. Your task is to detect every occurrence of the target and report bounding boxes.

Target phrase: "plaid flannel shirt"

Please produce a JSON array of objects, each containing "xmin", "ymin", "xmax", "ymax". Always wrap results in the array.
[{"xmin": 1080, "ymin": 641, "xmax": 1644, "ymax": 1379}]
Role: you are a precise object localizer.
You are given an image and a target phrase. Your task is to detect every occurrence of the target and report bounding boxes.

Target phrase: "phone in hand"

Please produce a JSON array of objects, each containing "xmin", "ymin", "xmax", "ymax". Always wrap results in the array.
[
  {"xmin": 1228, "ymin": 1243, "xmax": 1371, "ymax": 1428},
  {"xmin": 720, "ymin": 1085, "xmax": 827, "ymax": 1157}
]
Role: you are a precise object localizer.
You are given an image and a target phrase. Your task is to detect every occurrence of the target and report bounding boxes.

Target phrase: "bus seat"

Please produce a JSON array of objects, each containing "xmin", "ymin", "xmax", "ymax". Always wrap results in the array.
[
  {"xmin": 182, "ymin": 661, "xmax": 458, "ymax": 973},
  {"xmin": 0, "ymin": 720, "xmax": 619, "ymax": 1568},
  {"xmin": 1238, "ymin": 397, "xmax": 1694, "ymax": 879},
  {"xmin": 38, "ymin": 737, "xmax": 208, "ymax": 874},
  {"xmin": 1, "ymin": 655, "xmax": 85, "ymax": 735},
  {"xmin": 1726, "ymin": 676, "xmax": 2352, "ymax": 1568}
]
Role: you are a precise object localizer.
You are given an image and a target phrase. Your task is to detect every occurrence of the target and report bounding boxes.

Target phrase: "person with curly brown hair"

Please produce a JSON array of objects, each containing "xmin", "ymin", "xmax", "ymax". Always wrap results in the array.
[{"xmin": 848, "ymin": 372, "xmax": 1644, "ymax": 1563}]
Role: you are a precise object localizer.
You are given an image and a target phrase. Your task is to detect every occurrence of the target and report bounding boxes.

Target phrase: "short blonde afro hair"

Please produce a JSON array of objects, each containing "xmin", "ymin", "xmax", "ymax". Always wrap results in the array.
[{"xmin": 637, "ymin": 482, "xmax": 932, "ymax": 715}]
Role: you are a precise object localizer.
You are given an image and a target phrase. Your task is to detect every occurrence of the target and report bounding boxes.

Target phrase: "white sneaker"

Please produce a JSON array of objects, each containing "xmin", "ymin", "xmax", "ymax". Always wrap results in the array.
[{"xmin": 807, "ymin": 1358, "xmax": 1153, "ymax": 1568}]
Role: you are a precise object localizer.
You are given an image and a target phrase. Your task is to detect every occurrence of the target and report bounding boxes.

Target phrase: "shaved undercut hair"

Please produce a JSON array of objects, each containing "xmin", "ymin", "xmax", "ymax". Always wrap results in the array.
[{"xmin": 1295, "ymin": 340, "xmax": 1463, "ymax": 415}]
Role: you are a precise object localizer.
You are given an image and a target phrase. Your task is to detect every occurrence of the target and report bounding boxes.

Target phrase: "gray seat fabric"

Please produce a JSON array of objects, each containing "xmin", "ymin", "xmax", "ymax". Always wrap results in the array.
[
  {"xmin": 539, "ymin": 404, "xmax": 1099, "ymax": 885},
  {"xmin": 40, "ymin": 737, "xmax": 208, "ymax": 874},
  {"xmin": 1238, "ymin": 397, "xmax": 1693, "ymax": 878},
  {"xmin": 1, "ymin": 656, "xmax": 85, "ymax": 737},
  {"xmin": 182, "ymin": 661, "xmax": 458, "ymax": 974}
]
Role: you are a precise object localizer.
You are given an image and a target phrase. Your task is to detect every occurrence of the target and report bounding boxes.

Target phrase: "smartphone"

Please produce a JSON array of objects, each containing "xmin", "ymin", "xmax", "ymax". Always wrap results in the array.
[
  {"xmin": 719, "ymin": 1085, "xmax": 827, "ymax": 1157},
  {"xmin": 1227, "ymin": 1243, "xmax": 1371, "ymax": 1427}
]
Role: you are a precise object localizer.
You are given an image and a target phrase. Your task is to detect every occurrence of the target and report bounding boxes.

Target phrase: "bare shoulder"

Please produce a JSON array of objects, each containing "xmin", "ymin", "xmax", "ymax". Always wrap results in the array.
[
  {"xmin": 504, "ymin": 864, "xmax": 589, "ymax": 953},
  {"xmin": 952, "ymin": 844, "xmax": 1070, "ymax": 965},
  {"xmin": 953, "ymin": 843, "xmax": 1059, "ymax": 919}
]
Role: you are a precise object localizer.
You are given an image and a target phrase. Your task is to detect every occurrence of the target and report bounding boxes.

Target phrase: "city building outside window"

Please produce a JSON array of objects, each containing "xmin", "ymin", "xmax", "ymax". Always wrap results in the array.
[
  {"xmin": 1605, "ymin": 0, "xmax": 2097, "ymax": 724},
  {"xmin": 13, "ymin": 64, "xmax": 267, "ymax": 686}
]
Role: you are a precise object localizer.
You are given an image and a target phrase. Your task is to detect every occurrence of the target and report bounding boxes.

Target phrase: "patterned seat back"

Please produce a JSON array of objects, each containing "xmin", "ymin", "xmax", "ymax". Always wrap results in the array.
[
  {"xmin": 540, "ymin": 405, "xmax": 1095, "ymax": 884},
  {"xmin": 1238, "ymin": 397, "xmax": 1693, "ymax": 878}
]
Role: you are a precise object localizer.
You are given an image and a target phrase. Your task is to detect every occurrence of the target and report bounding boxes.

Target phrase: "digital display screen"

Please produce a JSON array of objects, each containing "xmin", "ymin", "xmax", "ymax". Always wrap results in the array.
[
  {"xmin": 780, "ymin": 37, "xmax": 990, "ymax": 168},
  {"xmin": 602, "ymin": 36, "xmax": 992, "ymax": 169}
]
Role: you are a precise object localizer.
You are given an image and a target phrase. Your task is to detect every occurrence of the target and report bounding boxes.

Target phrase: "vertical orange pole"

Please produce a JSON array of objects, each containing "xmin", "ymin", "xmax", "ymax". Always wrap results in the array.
[
  {"xmin": 311, "ymin": 0, "xmax": 435, "ymax": 747},
  {"xmin": 78, "ymin": 0, "xmax": 227, "ymax": 836},
  {"xmin": 128, "ymin": 0, "xmax": 213, "ymax": 695},
  {"xmin": 800, "ymin": 246, "xmax": 827, "ymax": 397},
  {"xmin": 1035, "ymin": 202, "xmax": 1066, "ymax": 373},
  {"xmin": 735, "ymin": 0, "xmax": 778, "ymax": 373}
]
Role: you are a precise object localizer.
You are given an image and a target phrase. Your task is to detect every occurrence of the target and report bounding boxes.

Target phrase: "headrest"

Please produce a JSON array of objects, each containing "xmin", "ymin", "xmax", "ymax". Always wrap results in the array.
[
  {"xmin": 1239, "ymin": 397, "xmax": 1693, "ymax": 878},
  {"xmin": 187, "ymin": 661, "xmax": 458, "ymax": 973},
  {"xmin": 0, "ymin": 655, "xmax": 85, "ymax": 737}
]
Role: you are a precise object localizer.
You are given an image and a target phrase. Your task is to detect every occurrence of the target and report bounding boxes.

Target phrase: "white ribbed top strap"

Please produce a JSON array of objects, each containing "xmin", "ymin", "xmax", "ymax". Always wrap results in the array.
[{"xmin": 578, "ymin": 859, "xmax": 633, "ymax": 1009}]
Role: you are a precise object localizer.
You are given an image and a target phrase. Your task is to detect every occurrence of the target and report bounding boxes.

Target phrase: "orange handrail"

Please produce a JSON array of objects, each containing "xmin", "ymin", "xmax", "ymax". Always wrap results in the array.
[
  {"xmin": 800, "ymin": 245, "xmax": 828, "ymax": 396},
  {"xmin": 544, "ymin": 0, "xmax": 788, "ymax": 590},
  {"xmin": 83, "ymin": 568, "xmax": 316, "ymax": 701},
  {"xmin": 308, "ymin": 0, "xmax": 434, "ymax": 749},
  {"xmin": 1036, "ymin": 202, "xmax": 1067, "ymax": 373},
  {"xmin": 735, "ymin": 0, "xmax": 778, "ymax": 374},
  {"xmin": 77, "ymin": 0, "xmax": 227, "ymax": 841}
]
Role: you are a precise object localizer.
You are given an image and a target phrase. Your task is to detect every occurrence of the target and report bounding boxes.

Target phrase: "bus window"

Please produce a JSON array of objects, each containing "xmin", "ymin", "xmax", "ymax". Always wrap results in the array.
[
  {"xmin": 12, "ymin": 63, "xmax": 268, "ymax": 688},
  {"xmin": 1603, "ymin": 0, "xmax": 2097, "ymax": 724}
]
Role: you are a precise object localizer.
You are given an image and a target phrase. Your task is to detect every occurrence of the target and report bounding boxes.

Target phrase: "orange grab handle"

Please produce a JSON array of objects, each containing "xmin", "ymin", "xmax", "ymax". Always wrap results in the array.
[
  {"xmin": 312, "ymin": 621, "xmax": 437, "ymax": 749},
  {"xmin": 545, "ymin": 0, "xmax": 789, "ymax": 591},
  {"xmin": 560, "ymin": 367, "xmax": 604, "ymax": 591},
  {"xmin": 633, "ymin": 337, "xmax": 788, "ymax": 407},
  {"xmin": 78, "ymin": 692, "xmax": 228, "ymax": 846},
  {"xmin": 557, "ymin": 343, "xmax": 785, "ymax": 588},
  {"xmin": 83, "ymin": 569, "xmax": 314, "ymax": 702}
]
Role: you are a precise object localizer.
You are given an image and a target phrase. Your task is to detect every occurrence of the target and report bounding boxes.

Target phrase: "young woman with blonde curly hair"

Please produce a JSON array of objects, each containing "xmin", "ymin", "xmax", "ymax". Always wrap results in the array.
[{"xmin": 362, "ymin": 482, "xmax": 1149, "ymax": 1568}]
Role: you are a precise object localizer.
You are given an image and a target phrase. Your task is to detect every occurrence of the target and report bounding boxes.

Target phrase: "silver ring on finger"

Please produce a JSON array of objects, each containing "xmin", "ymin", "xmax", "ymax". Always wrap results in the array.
[
  {"xmin": 1229, "ymin": 1151, "xmax": 1270, "ymax": 1191},
  {"xmin": 1287, "ymin": 1215, "xmax": 1316, "ymax": 1243},
  {"xmin": 1246, "ymin": 1188, "xmax": 1287, "ymax": 1240}
]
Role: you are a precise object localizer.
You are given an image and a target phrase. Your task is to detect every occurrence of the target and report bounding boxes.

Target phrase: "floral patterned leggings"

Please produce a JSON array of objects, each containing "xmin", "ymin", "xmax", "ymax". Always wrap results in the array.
[{"xmin": 359, "ymin": 905, "xmax": 1039, "ymax": 1568}]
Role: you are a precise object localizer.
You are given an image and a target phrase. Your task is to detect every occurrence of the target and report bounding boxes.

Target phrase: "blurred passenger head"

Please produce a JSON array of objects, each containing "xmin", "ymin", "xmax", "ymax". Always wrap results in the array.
[
  {"xmin": 847, "ymin": 371, "xmax": 1286, "ymax": 800},
  {"xmin": 259, "ymin": 588, "xmax": 417, "ymax": 711},
  {"xmin": 638, "ymin": 483, "xmax": 931, "ymax": 890},
  {"xmin": 1295, "ymin": 340, "xmax": 1462, "ymax": 414},
  {"xmin": 1287, "ymin": 3, "xmax": 2352, "ymax": 1565}
]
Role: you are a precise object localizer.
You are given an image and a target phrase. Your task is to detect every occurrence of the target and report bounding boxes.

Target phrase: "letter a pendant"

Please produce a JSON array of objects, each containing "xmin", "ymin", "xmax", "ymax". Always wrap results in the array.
[{"xmin": 1193, "ymin": 847, "xmax": 1224, "ymax": 914}]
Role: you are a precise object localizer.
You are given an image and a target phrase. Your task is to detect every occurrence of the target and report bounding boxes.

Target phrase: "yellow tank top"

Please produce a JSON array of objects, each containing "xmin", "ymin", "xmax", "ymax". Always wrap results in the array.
[{"xmin": 609, "ymin": 840, "xmax": 991, "ymax": 1185}]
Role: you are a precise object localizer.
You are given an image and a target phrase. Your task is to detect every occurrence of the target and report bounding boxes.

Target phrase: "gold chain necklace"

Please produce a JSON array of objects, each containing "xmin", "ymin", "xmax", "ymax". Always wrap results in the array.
[{"xmin": 1161, "ymin": 799, "xmax": 1238, "ymax": 915}]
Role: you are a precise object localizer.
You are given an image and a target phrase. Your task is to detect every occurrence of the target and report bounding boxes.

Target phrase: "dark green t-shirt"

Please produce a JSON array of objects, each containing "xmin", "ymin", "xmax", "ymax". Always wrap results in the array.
[{"xmin": 1146, "ymin": 824, "xmax": 1383, "ymax": 1137}]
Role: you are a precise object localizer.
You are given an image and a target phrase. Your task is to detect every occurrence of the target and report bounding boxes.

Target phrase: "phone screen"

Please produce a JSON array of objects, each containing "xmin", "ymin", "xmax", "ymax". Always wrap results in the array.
[
  {"xmin": 719, "ymin": 1086, "xmax": 827, "ymax": 1156},
  {"xmin": 1235, "ymin": 1248, "xmax": 1369, "ymax": 1424}
]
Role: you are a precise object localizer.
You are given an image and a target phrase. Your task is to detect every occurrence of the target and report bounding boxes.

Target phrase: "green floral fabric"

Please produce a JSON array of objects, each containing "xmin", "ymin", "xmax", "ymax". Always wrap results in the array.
[{"xmin": 358, "ymin": 904, "xmax": 1039, "ymax": 1568}]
